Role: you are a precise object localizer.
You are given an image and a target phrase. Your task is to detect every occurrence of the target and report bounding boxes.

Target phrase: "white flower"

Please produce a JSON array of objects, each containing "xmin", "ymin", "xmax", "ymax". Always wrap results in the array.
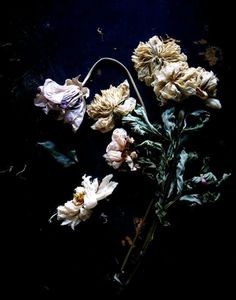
[
  {"xmin": 104, "ymin": 128, "xmax": 138, "ymax": 171},
  {"xmin": 55, "ymin": 174, "xmax": 118, "ymax": 229},
  {"xmin": 34, "ymin": 78, "xmax": 90, "ymax": 131}
]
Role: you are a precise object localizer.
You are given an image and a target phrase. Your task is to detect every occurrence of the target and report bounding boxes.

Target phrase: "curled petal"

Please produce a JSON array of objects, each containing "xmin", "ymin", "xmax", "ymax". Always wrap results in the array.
[
  {"xmin": 96, "ymin": 174, "xmax": 119, "ymax": 201},
  {"xmin": 91, "ymin": 114, "xmax": 115, "ymax": 133},
  {"xmin": 34, "ymin": 78, "xmax": 89, "ymax": 131},
  {"xmin": 114, "ymin": 97, "xmax": 136, "ymax": 116},
  {"xmin": 111, "ymin": 128, "xmax": 129, "ymax": 148}
]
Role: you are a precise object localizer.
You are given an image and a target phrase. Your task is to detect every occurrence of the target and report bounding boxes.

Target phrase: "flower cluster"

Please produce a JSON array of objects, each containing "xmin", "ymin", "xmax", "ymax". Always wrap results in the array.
[
  {"xmin": 132, "ymin": 36, "xmax": 221, "ymax": 108},
  {"xmin": 35, "ymin": 35, "xmax": 230, "ymax": 288}
]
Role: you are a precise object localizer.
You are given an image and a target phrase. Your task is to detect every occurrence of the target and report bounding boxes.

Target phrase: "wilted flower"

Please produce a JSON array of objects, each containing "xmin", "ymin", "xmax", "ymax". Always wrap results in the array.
[
  {"xmin": 55, "ymin": 174, "xmax": 118, "ymax": 229},
  {"xmin": 195, "ymin": 67, "xmax": 221, "ymax": 109},
  {"xmin": 104, "ymin": 128, "xmax": 138, "ymax": 171},
  {"xmin": 34, "ymin": 78, "xmax": 90, "ymax": 131},
  {"xmin": 152, "ymin": 62, "xmax": 195, "ymax": 104},
  {"xmin": 132, "ymin": 36, "xmax": 187, "ymax": 86},
  {"xmin": 87, "ymin": 80, "xmax": 136, "ymax": 132}
]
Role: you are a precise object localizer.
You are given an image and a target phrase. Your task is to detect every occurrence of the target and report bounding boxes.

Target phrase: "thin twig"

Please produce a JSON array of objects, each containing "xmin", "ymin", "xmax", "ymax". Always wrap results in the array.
[{"xmin": 15, "ymin": 164, "xmax": 27, "ymax": 176}]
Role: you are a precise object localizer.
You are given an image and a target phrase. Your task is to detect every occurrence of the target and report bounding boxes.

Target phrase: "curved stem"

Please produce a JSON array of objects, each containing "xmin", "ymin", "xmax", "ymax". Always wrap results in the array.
[
  {"xmin": 82, "ymin": 57, "xmax": 146, "ymax": 111},
  {"xmin": 82, "ymin": 57, "xmax": 159, "ymax": 133}
]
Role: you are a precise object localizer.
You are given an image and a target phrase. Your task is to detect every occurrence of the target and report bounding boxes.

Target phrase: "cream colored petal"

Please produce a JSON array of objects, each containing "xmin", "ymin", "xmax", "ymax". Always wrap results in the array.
[
  {"xmin": 160, "ymin": 82, "xmax": 182, "ymax": 101},
  {"xmin": 83, "ymin": 193, "xmax": 98, "ymax": 209},
  {"xmin": 81, "ymin": 175, "xmax": 99, "ymax": 193},
  {"xmin": 96, "ymin": 174, "xmax": 118, "ymax": 201},
  {"xmin": 115, "ymin": 80, "xmax": 130, "ymax": 103},
  {"xmin": 91, "ymin": 114, "xmax": 115, "ymax": 133},
  {"xmin": 114, "ymin": 97, "xmax": 136, "ymax": 116},
  {"xmin": 78, "ymin": 207, "xmax": 92, "ymax": 222}
]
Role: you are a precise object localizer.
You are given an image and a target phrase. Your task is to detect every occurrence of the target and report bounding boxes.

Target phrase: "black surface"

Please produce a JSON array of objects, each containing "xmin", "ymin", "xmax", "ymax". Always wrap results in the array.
[{"xmin": 1, "ymin": 0, "xmax": 235, "ymax": 298}]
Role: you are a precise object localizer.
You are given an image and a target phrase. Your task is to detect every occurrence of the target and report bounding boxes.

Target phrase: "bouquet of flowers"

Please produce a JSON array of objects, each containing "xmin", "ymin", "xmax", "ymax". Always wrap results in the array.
[{"xmin": 34, "ymin": 36, "xmax": 230, "ymax": 291}]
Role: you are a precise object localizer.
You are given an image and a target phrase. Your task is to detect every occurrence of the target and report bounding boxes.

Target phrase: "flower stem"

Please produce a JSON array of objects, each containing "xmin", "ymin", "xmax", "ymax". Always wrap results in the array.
[
  {"xmin": 82, "ymin": 57, "xmax": 161, "ymax": 135},
  {"xmin": 114, "ymin": 197, "xmax": 158, "ymax": 289}
]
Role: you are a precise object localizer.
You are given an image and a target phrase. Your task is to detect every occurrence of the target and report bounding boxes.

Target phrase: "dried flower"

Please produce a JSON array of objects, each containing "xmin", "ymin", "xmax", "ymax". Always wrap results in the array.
[
  {"xmin": 132, "ymin": 36, "xmax": 187, "ymax": 86},
  {"xmin": 152, "ymin": 62, "xmax": 194, "ymax": 104},
  {"xmin": 34, "ymin": 78, "xmax": 89, "ymax": 131},
  {"xmin": 195, "ymin": 67, "xmax": 221, "ymax": 109},
  {"xmin": 55, "ymin": 174, "xmax": 118, "ymax": 229},
  {"xmin": 104, "ymin": 128, "xmax": 138, "ymax": 171},
  {"xmin": 87, "ymin": 80, "xmax": 136, "ymax": 132}
]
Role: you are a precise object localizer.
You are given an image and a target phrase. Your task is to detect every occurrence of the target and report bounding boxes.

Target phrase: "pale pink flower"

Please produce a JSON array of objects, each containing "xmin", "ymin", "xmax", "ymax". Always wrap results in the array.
[
  {"xmin": 104, "ymin": 128, "xmax": 138, "ymax": 171},
  {"xmin": 34, "ymin": 78, "xmax": 89, "ymax": 131}
]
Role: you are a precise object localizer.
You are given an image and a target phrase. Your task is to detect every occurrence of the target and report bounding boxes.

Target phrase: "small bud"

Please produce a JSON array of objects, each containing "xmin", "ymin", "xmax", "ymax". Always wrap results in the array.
[{"xmin": 205, "ymin": 98, "xmax": 222, "ymax": 109}]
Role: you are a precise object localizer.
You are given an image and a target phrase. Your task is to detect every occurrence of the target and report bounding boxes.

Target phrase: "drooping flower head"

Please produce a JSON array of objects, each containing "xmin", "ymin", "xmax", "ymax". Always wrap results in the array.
[
  {"xmin": 55, "ymin": 174, "xmax": 118, "ymax": 229},
  {"xmin": 87, "ymin": 80, "xmax": 136, "ymax": 133},
  {"xmin": 195, "ymin": 67, "xmax": 221, "ymax": 109},
  {"xmin": 34, "ymin": 78, "xmax": 90, "ymax": 131},
  {"xmin": 104, "ymin": 128, "xmax": 138, "ymax": 171},
  {"xmin": 132, "ymin": 36, "xmax": 187, "ymax": 86}
]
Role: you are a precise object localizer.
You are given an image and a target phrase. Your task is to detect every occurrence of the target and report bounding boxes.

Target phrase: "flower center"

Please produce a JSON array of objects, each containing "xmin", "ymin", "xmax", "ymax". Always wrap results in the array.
[{"xmin": 73, "ymin": 191, "xmax": 85, "ymax": 206}]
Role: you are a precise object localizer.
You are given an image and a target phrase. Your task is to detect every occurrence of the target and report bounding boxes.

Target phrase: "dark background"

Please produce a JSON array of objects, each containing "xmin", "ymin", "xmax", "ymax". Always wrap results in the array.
[{"xmin": 1, "ymin": 0, "xmax": 235, "ymax": 298}]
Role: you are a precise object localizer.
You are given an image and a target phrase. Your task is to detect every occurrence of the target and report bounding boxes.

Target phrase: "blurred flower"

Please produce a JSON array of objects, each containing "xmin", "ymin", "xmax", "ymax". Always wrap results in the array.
[
  {"xmin": 56, "ymin": 174, "xmax": 118, "ymax": 229},
  {"xmin": 132, "ymin": 36, "xmax": 187, "ymax": 86},
  {"xmin": 87, "ymin": 80, "xmax": 136, "ymax": 132},
  {"xmin": 104, "ymin": 128, "xmax": 138, "ymax": 171},
  {"xmin": 34, "ymin": 78, "xmax": 89, "ymax": 131}
]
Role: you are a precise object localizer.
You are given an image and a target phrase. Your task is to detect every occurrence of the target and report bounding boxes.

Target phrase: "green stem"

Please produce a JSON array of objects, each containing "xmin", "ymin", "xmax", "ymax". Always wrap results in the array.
[
  {"xmin": 124, "ymin": 217, "xmax": 158, "ymax": 287},
  {"xmin": 120, "ymin": 197, "xmax": 154, "ymax": 273}
]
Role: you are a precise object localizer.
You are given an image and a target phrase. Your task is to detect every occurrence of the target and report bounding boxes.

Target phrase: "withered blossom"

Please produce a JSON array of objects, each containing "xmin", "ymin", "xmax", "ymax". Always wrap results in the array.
[
  {"xmin": 132, "ymin": 35, "xmax": 187, "ymax": 86},
  {"xmin": 55, "ymin": 174, "xmax": 118, "ymax": 229},
  {"xmin": 87, "ymin": 80, "xmax": 136, "ymax": 132},
  {"xmin": 195, "ymin": 67, "xmax": 221, "ymax": 109},
  {"xmin": 152, "ymin": 62, "xmax": 194, "ymax": 104},
  {"xmin": 104, "ymin": 128, "xmax": 138, "ymax": 171},
  {"xmin": 34, "ymin": 78, "xmax": 89, "ymax": 131}
]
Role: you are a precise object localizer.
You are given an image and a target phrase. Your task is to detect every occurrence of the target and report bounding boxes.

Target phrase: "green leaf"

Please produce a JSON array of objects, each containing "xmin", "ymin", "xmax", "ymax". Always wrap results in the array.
[
  {"xmin": 122, "ymin": 114, "xmax": 149, "ymax": 135},
  {"xmin": 155, "ymin": 201, "xmax": 170, "ymax": 226},
  {"xmin": 138, "ymin": 157, "xmax": 157, "ymax": 168},
  {"xmin": 137, "ymin": 140, "xmax": 163, "ymax": 152},
  {"xmin": 38, "ymin": 141, "xmax": 78, "ymax": 167},
  {"xmin": 201, "ymin": 191, "xmax": 220, "ymax": 203},
  {"xmin": 180, "ymin": 194, "xmax": 201, "ymax": 205},
  {"xmin": 176, "ymin": 149, "xmax": 188, "ymax": 194},
  {"xmin": 161, "ymin": 107, "xmax": 176, "ymax": 138},
  {"xmin": 183, "ymin": 110, "xmax": 210, "ymax": 132},
  {"xmin": 216, "ymin": 173, "xmax": 231, "ymax": 187},
  {"xmin": 133, "ymin": 104, "xmax": 146, "ymax": 117},
  {"xmin": 200, "ymin": 157, "xmax": 211, "ymax": 173}
]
